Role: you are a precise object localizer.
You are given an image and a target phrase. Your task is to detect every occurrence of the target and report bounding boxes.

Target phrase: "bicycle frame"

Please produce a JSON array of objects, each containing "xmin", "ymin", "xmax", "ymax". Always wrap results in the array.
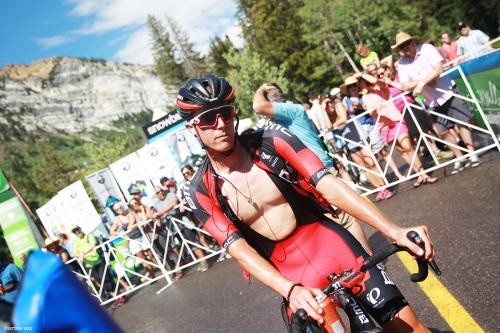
[{"xmin": 293, "ymin": 231, "xmax": 441, "ymax": 333}]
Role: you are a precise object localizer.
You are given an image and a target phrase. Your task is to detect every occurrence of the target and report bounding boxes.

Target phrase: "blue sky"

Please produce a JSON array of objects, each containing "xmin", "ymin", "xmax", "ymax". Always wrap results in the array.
[{"xmin": 0, "ymin": 0, "xmax": 243, "ymax": 68}]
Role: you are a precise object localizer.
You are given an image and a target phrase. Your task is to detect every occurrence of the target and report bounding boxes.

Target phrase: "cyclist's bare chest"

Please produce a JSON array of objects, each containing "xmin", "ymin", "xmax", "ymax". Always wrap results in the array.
[{"xmin": 217, "ymin": 162, "xmax": 296, "ymax": 240}]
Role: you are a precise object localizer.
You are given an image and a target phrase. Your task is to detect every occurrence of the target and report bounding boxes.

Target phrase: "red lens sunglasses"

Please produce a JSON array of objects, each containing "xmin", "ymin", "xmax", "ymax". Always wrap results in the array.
[{"xmin": 189, "ymin": 105, "xmax": 236, "ymax": 129}]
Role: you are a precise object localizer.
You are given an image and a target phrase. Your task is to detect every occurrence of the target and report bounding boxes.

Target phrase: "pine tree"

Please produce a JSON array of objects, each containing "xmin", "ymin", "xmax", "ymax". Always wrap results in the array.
[
  {"xmin": 208, "ymin": 35, "xmax": 235, "ymax": 77},
  {"xmin": 164, "ymin": 15, "xmax": 208, "ymax": 78},
  {"xmin": 147, "ymin": 15, "xmax": 187, "ymax": 88},
  {"xmin": 235, "ymin": 0, "xmax": 337, "ymax": 101}
]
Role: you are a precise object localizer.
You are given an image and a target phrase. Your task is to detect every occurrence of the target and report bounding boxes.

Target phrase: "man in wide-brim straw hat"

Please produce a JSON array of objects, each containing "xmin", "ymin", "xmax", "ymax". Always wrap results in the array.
[
  {"xmin": 42, "ymin": 238, "xmax": 60, "ymax": 249},
  {"xmin": 395, "ymin": 31, "xmax": 481, "ymax": 174},
  {"xmin": 391, "ymin": 32, "xmax": 420, "ymax": 53}
]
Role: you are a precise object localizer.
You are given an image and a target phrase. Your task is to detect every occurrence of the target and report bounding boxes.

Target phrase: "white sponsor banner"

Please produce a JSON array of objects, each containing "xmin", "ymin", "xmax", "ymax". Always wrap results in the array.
[
  {"xmin": 86, "ymin": 168, "xmax": 127, "ymax": 223},
  {"xmin": 136, "ymin": 139, "xmax": 184, "ymax": 186},
  {"xmin": 58, "ymin": 180, "xmax": 102, "ymax": 234},
  {"xmin": 109, "ymin": 152, "xmax": 154, "ymax": 202},
  {"xmin": 164, "ymin": 127, "xmax": 204, "ymax": 167},
  {"xmin": 36, "ymin": 195, "xmax": 71, "ymax": 239}
]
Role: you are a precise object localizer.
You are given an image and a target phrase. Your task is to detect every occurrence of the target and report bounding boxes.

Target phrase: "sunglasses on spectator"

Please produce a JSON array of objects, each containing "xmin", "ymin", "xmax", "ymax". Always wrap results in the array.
[
  {"xmin": 189, "ymin": 105, "xmax": 236, "ymax": 129},
  {"xmin": 347, "ymin": 84, "xmax": 357, "ymax": 89},
  {"xmin": 399, "ymin": 40, "xmax": 412, "ymax": 50},
  {"xmin": 182, "ymin": 171, "xmax": 192, "ymax": 176},
  {"xmin": 155, "ymin": 190, "xmax": 163, "ymax": 195}
]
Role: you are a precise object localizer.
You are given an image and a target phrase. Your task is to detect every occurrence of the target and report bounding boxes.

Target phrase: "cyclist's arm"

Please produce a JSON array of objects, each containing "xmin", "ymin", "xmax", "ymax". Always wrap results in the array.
[{"xmin": 315, "ymin": 174, "xmax": 433, "ymax": 260}]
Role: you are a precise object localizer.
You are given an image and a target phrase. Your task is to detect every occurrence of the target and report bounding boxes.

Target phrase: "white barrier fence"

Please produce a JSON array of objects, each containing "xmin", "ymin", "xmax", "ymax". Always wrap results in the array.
[
  {"xmin": 66, "ymin": 214, "xmax": 223, "ymax": 305},
  {"xmin": 329, "ymin": 65, "xmax": 500, "ymax": 196}
]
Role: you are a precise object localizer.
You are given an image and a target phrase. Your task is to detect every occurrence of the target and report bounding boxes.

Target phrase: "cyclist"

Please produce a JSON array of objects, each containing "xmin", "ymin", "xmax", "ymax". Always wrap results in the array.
[
  {"xmin": 253, "ymin": 83, "xmax": 372, "ymax": 253},
  {"xmin": 177, "ymin": 74, "xmax": 434, "ymax": 332}
]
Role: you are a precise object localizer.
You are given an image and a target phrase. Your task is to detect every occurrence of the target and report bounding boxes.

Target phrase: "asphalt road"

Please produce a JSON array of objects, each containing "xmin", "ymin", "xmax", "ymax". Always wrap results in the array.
[{"xmin": 110, "ymin": 148, "xmax": 500, "ymax": 333}]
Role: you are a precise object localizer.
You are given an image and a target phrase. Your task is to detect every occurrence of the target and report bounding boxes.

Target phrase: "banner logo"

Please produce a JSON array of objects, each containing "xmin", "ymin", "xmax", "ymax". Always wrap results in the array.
[
  {"xmin": 97, "ymin": 175, "xmax": 105, "ymax": 184},
  {"xmin": 122, "ymin": 162, "xmax": 131, "ymax": 171}
]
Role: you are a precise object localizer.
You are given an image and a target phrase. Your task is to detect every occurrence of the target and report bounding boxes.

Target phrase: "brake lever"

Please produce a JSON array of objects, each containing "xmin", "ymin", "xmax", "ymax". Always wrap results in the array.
[{"xmin": 407, "ymin": 231, "xmax": 442, "ymax": 279}]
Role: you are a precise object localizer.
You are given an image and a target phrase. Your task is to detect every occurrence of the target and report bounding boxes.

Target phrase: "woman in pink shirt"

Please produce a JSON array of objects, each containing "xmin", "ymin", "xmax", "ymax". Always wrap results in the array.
[{"xmin": 356, "ymin": 72, "xmax": 438, "ymax": 187}]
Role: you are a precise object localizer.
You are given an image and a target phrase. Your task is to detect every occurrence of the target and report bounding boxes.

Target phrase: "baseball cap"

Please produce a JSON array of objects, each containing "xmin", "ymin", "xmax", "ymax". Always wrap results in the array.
[
  {"xmin": 330, "ymin": 87, "xmax": 341, "ymax": 96},
  {"xmin": 130, "ymin": 186, "xmax": 141, "ymax": 195},
  {"xmin": 164, "ymin": 179, "xmax": 176, "ymax": 187},
  {"xmin": 458, "ymin": 22, "xmax": 467, "ymax": 30},
  {"xmin": 322, "ymin": 92, "xmax": 331, "ymax": 100}
]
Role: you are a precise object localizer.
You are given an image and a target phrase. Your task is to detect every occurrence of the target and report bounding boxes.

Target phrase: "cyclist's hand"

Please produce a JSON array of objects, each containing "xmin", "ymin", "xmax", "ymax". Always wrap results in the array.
[
  {"xmin": 392, "ymin": 226, "xmax": 435, "ymax": 262},
  {"xmin": 289, "ymin": 286, "xmax": 326, "ymax": 324}
]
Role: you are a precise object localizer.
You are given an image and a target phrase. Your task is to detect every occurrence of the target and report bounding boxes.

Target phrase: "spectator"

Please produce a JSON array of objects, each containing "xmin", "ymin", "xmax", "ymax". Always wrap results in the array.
[
  {"xmin": 394, "ymin": 31, "xmax": 481, "ymax": 174},
  {"xmin": 72, "ymin": 225, "xmax": 127, "ymax": 308},
  {"xmin": 154, "ymin": 186, "xmax": 194, "ymax": 278},
  {"xmin": 307, "ymin": 91, "xmax": 328, "ymax": 135},
  {"xmin": 0, "ymin": 256, "xmax": 22, "ymax": 305},
  {"xmin": 441, "ymin": 33, "xmax": 460, "ymax": 64},
  {"xmin": 130, "ymin": 186, "xmax": 155, "ymax": 211},
  {"xmin": 355, "ymin": 70, "xmax": 438, "ymax": 187},
  {"xmin": 181, "ymin": 165, "xmax": 196, "ymax": 181},
  {"xmin": 126, "ymin": 200, "xmax": 163, "ymax": 279},
  {"xmin": 18, "ymin": 253, "xmax": 27, "ymax": 270},
  {"xmin": 321, "ymin": 88, "xmax": 394, "ymax": 201},
  {"xmin": 456, "ymin": 22, "xmax": 493, "ymax": 61},
  {"xmin": 180, "ymin": 166, "xmax": 222, "ymax": 259},
  {"xmin": 253, "ymin": 83, "xmax": 374, "ymax": 252},
  {"xmin": 385, "ymin": 60, "xmax": 450, "ymax": 160},
  {"xmin": 43, "ymin": 238, "xmax": 84, "ymax": 280},
  {"xmin": 424, "ymin": 39, "xmax": 449, "ymax": 63},
  {"xmin": 356, "ymin": 43, "xmax": 381, "ymax": 70},
  {"xmin": 58, "ymin": 233, "xmax": 75, "ymax": 256},
  {"xmin": 163, "ymin": 181, "xmax": 210, "ymax": 272},
  {"xmin": 340, "ymin": 76, "xmax": 406, "ymax": 181}
]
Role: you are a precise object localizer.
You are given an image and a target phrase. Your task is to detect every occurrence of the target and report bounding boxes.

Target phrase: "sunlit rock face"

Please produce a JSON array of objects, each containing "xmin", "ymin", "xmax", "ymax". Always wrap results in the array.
[{"xmin": 0, "ymin": 57, "xmax": 175, "ymax": 133}]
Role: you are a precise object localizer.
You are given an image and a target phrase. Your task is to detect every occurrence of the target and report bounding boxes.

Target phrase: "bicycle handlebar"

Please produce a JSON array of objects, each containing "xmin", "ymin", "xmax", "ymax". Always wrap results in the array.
[{"xmin": 361, "ymin": 231, "xmax": 441, "ymax": 282}]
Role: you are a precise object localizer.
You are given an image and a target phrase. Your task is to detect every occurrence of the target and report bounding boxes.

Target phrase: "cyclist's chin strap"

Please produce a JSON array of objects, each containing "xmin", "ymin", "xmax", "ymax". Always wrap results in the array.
[{"xmin": 194, "ymin": 114, "xmax": 240, "ymax": 158}]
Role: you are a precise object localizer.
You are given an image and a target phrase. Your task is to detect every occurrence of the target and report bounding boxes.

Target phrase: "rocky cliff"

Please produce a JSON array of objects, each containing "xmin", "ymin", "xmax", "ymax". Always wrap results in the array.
[{"xmin": 0, "ymin": 57, "xmax": 176, "ymax": 133}]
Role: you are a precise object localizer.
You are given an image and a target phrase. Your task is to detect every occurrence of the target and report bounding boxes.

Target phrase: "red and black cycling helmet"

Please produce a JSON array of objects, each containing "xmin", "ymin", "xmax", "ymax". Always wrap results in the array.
[{"xmin": 176, "ymin": 74, "xmax": 236, "ymax": 120}]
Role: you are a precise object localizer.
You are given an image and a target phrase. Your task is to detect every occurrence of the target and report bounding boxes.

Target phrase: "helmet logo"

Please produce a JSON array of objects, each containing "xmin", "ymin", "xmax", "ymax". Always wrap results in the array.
[{"xmin": 177, "ymin": 95, "xmax": 184, "ymax": 100}]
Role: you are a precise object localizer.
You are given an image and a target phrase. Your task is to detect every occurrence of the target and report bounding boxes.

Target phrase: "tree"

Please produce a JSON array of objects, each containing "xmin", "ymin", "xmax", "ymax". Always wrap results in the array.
[
  {"xmin": 208, "ymin": 35, "xmax": 235, "ymax": 77},
  {"xmin": 33, "ymin": 141, "xmax": 75, "ymax": 201},
  {"xmin": 147, "ymin": 15, "xmax": 187, "ymax": 88},
  {"xmin": 82, "ymin": 137, "xmax": 129, "ymax": 176},
  {"xmin": 300, "ymin": 0, "xmax": 421, "ymax": 78},
  {"xmin": 224, "ymin": 46, "xmax": 289, "ymax": 118},
  {"xmin": 235, "ymin": 0, "xmax": 338, "ymax": 101},
  {"xmin": 164, "ymin": 15, "xmax": 208, "ymax": 78}
]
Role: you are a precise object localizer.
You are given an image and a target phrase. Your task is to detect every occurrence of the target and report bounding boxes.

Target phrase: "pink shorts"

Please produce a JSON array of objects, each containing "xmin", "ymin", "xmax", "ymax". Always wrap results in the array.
[{"xmin": 379, "ymin": 120, "xmax": 409, "ymax": 143}]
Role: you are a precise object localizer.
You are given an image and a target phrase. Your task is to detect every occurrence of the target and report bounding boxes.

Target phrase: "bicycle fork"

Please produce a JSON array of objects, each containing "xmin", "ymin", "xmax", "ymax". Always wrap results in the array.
[{"xmin": 336, "ymin": 290, "xmax": 384, "ymax": 333}]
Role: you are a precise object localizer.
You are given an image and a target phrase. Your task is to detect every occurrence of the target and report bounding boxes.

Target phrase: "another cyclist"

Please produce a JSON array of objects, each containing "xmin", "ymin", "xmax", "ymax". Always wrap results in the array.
[{"xmin": 178, "ymin": 74, "xmax": 434, "ymax": 333}]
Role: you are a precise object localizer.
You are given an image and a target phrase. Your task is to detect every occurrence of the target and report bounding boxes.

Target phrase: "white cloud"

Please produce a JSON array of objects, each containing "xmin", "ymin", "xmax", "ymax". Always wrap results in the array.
[
  {"xmin": 114, "ymin": 27, "xmax": 153, "ymax": 65},
  {"xmin": 64, "ymin": 0, "xmax": 244, "ymax": 64},
  {"xmin": 35, "ymin": 36, "xmax": 75, "ymax": 49}
]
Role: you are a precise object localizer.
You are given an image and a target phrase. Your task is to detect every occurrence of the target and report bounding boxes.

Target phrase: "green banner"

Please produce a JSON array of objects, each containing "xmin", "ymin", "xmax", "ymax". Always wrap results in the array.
[
  {"xmin": 0, "ymin": 170, "xmax": 10, "ymax": 194},
  {"xmin": 449, "ymin": 50, "xmax": 500, "ymax": 135},
  {"xmin": 0, "ymin": 197, "xmax": 40, "ymax": 267}
]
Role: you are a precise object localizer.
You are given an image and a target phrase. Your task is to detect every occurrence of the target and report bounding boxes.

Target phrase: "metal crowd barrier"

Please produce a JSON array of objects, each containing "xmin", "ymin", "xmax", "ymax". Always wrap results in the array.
[
  {"xmin": 66, "ymin": 213, "xmax": 223, "ymax": 304},
  {"xmin": 329, "ymin": 65, "xmax": 500, "ymax": 196}
]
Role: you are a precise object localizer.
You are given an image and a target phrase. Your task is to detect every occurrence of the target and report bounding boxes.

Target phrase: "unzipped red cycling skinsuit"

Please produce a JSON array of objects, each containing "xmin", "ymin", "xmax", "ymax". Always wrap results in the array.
[{"xmin": 182, "ymin": 124, "xmax": 408, "ymax": 325}]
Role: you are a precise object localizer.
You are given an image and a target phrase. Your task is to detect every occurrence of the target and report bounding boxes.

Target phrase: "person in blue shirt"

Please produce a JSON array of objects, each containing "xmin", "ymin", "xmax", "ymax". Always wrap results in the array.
[
  {"xmin": 0, "ymin": 257, "xmax": 23, "ymax": 305},
  {"xmin": 253, "ymin": 83, "xmax": 373, "ymax": 253}
]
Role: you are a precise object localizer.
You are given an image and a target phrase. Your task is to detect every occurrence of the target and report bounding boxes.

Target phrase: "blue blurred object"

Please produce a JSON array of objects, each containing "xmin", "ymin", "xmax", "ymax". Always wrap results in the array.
[{"xmin": 13, "ymin": 251, "xmax": 125, "ymax": 333}]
